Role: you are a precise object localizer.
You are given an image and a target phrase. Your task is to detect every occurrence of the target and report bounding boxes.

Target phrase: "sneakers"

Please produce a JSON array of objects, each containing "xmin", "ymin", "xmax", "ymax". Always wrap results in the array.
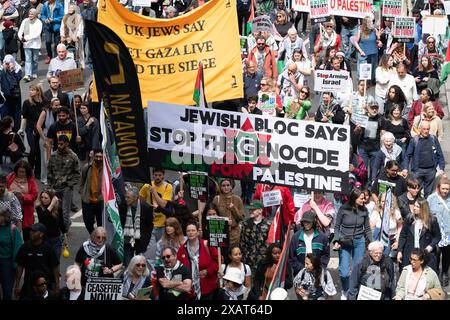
[
  {"xmin": 45, "ymin": 56, "xmax": 51, "ymax": 64},
  {"xmin": 32, "ymin": 74, "xmax": 38, "ymax": 80},
  {"xmin": 23, "ymin": 75, "xmax": 31, "ymax": 82},
  {"xmin": 340, "ymin": 291, "xmax": 347, "ymax": 300}
]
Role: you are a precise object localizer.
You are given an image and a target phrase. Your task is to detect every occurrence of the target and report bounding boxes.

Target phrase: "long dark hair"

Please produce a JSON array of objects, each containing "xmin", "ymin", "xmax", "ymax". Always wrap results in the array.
[
  {"xmin": 265, "ymin": 243, "xmax": 282, "ymax": 264},
  {"xmin": 387, "ymin": 85, "xmax": 407, "ymax": 105},
  {"xmin": 306, "ymin": 253, "xmax": 322, "ymax": 288},
  {"xmin": 348, "ymin": 187, "xmax": 364, "ymax": 208}
]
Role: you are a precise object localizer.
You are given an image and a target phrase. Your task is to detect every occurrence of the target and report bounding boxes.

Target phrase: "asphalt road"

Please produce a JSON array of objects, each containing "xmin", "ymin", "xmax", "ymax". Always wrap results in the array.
[{"xmin": 20, "ymin": 39, "xmax": 450, "ymax": 300}]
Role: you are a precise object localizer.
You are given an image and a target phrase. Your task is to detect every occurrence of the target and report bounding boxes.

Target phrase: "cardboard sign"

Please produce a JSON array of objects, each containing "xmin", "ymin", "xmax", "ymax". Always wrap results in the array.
[
  {"xmin": 294, "ymin": 192, "xmax": 310, "ymax": 209},
  {"xmin": 357, "ymin": 285, "xmax": 382, "ymax": 300},
  {"xmin": 207, "ymin": 216, "xmax": 229, "ymax": 248},
  {"xmin": 251, "ymin": 15, "xmax": 273, "ymax": 34},
  {"xmin": 59, "ymin": 69, "xmax": 84, "ymax": 92},
  {"xmin": 314, "ymin": 70, "xmax": 351, "ymax": 92},
  {"xmin": 382, "ymin": 0, "xmax": 402, "ymax": 21},
  {"xmin": 132, "ymin": 0, "xmax": 151, "ymax": 7},
  {"xmin": 393, "ymin": 17, "xmax": 415, "ymax": 42},
  {"xmin": 188, "ymin": 171, "xmax": 209, "ymax": 201},
  {"xmin": 258, "ymin": 92, "xmax": 277, "ymax": 116},
  {"xmin": 351, "ymin": 112, "xmax": 369, "ymax": 128},
  {"xmin": 422, "ymin": 15, "xmax": 448, "ymax": 36},
  {"xmin": 262, "ymin": 189, "xmax": 282, "ymax": 207},
  {"xmin": 359, "ymin": 63, "xmax": 372, "ymax": 80},
  {"xmin": 310, "ymin": 0, "xmax": 329, "ymax": 23},
  {"xmin": 85, "ymin": 277, "xmax": 123, "ymax": 300}
]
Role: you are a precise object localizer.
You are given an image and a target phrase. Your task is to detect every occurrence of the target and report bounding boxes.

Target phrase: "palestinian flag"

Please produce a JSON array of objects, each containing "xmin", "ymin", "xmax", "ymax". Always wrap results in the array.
[
  {"xmin": 266, "ymin": 224, "xmax": 292, "ymax": 300},
  {"xmin": 193, "ymin": 61, "xmax": 207, "ymax": 108},
  {"xmin": 100, "ymin": 102, "xmax": 124, "ymax": 261},
  {"xmin": 440, "ymin": 40, "xmax": 450, "ymax": 85},
  {"xmin": 246, "ymin": 0, "xmax": 256, "ymax": 35}
]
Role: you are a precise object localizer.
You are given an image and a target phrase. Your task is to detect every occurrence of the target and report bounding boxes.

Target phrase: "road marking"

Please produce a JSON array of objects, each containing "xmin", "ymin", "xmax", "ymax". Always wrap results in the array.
[{"xmin": 71, "ymin": 210, "xmax": 83, "ymax": 220}]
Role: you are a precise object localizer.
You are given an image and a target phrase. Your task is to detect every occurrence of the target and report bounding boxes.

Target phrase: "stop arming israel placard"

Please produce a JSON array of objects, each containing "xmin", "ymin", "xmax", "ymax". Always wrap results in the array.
[
  {"xmin": 147, "ymin": 101, "xmax": 351, "ymax": 193},
  {"xmin": 85, "ymin": 277, "xmax": 123, "ymax": 300},
  {"xmin": 393, "ymin": 17, "xmax": 415, "ymax": 42},
  {"xmin": 314, "ymin": 70, "xmax": 351, "ymax": 92},
  {"xmin": 382, "ymin": 0, "xmax": 403, "ymax": 21}
]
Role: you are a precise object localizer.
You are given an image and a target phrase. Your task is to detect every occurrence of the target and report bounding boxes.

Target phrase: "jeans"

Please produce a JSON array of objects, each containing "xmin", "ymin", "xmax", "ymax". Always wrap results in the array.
[
  {"xmin": 412, "ymin": 167, "xmax": 437, "ymax": 198},
  {"xmin": 358, "ymin": 147, "xmax": 378, "ymax": 182},
  {"xmin": 295, "ymin": 11, "xmax": 308, "ymax": 32},
  {"xmin": 82, "ymin": 202, "xmax": 103, "ymax": 235},
  {"xmin": 341, "ymin": 25, "xmax": 359, "ymax": 60},
  {"xmin": 55, "ymin": 187, "xmax": 73, "ymax": 231},
  {"xmin": 145, "ymin": 226, "xmax": 164, "ymax": 266},
  {"xmin": 357, "ymin": 53, "xmax": 378, "ymax": 84},
  {"xmin": 0, "ymin": 259, "xmax": 15, "ymax": 300},
  {"xmin": 24, "ymin": 48, "xmax": 39, "ymax": 76},
  {"xmin": 39, "ymin": 137, "xmax": 48, "ymax": 184},
  {"xmin": 338, "ymin": 236, "xmax": 366, "ymax": 292},
  {"xmin": 44, "ymin": 28, "xmax": 60, "ymax": 58}
]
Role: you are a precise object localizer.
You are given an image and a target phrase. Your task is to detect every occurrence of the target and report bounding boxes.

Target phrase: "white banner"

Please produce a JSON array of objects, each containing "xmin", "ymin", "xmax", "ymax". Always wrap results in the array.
[
  {"xmin": 85, "ymin": 277, "xmax": 124, "ymax": 300},
  {"xmin": 314, "ymin": 70, "xmax": 351, "ymax": 92},
  {"xmin": 422, "ymin": 15, "xmax": 448, "ymax": 36},
  {"xmin": 147, "ymin": 102, "xmax": 351, "ymax": 193}
]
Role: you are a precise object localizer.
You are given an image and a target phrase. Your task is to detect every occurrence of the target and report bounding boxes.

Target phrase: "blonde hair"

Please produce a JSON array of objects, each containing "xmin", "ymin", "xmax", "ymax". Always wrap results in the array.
[{"xmin": 414, "ymin": 198, "xmax": 432, "ymax": 230}]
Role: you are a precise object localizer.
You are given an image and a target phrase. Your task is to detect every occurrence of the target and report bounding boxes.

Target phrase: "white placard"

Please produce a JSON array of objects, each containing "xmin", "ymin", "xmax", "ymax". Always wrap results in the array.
[
  {"xmin": 85, "ymin": 277, "xmax": 124, "ymax": 300},
  {"xmin": 251, "ymin": 15, "xmax": 273, "ymax": 34},
  {"xmin": 422, "ymin": 15, "xmax": 448, "ymax": 36},
  {"xmin": 294, "ymin": 192, "xmax": 311, "ymax": 208},
  {"xmin": 351, "ymin": 112, "xmax": 369, "ymax": 128},
  {"xmin": 262, "ymin": 190, "xmax": 282, "ymax": 207},
  {"xmin": 132, "ymin": 0, "xmax": 151, "ymax": 6},
  {"xmin": 314, "ymin": 70, "xmax": 351, "ymax": 92},
  {"xmin": 359, "ymin": 63, "xmax": 372, "ymax": 80},
  {"xmin": 357, "ymin": 285, "xmax": 382, "ymax": 300}
]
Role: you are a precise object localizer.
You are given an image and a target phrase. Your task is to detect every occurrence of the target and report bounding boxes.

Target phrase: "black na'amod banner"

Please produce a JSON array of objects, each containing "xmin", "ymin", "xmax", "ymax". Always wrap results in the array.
[{"xmin": 86, "ymin": 20, "xmax": 150, "ymax": 183}]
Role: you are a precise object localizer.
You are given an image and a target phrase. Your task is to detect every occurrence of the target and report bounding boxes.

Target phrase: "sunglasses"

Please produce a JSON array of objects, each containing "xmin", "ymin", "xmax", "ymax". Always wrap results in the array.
[
  {"xmin": 135, "ymin": 263, "xmax": 146, "ymax": 267},
  {"xmin": 257, "ymin": 43, "xmax": 265, "ymax": 46},
  {"xmin": 326, "ymin": 26, "xmax": 333, "ymax": 28},
  {"xmin": 261, "ymin": 83, "xmax": 268, "ymax": 86},
  {"xmin": 300, "ymin": 90, "xmax": 308, "ymax": 94},
  {"xmin": 36, "ymin": 282, "xmax": 47, "ymax": 287},
  {"xmin": 428, "ymin": 41, "xmax": 435, "ymax": 44},
  {"xmin": 162, "ymin": 255, "xmax": 172, "ymax": 260}
]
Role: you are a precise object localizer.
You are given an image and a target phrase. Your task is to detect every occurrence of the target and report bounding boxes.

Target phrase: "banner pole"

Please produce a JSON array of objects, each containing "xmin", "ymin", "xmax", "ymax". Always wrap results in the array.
[
  {"xmin": 74, "ymin": 101, "xmax": 80, "ymax": 137},
  {"xmin": 218, "ymin": 247, "xmax": 223, "ymax": 288}
]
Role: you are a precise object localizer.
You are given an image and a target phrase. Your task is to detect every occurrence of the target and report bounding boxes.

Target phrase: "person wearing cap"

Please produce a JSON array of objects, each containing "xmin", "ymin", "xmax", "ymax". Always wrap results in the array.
[
  {"xmin": 269, "ymin": 287, "xmax": 288, "ymax": 300},
  {"xmin": 353, "ymin": 96, "xmax": 383, "ymax": 181},
  {"xmin": 217, "ymin": 267, "xmax": 247, "ymax": 300},
  {"xmin": 240, "ymin": 200, "xmax": 271, "ymax": 273},
  {"xmin": 289, "ymin": 210, "xmax": 330, "ymax": 276},
  {"xmin": 14, "ymin": 222, "xmax": 60, "ymax": 299}
]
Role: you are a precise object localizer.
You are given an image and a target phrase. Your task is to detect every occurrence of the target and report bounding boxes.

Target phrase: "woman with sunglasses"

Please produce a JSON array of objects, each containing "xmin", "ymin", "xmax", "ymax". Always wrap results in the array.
[
  {"xmin": 122, "ymin": 255, "xmax": 151, "ymax": 300},
  {"xmin": 397, "ymin": 198, "xmax": 440, "ymax": 272},
  {"xmin": 284, "ymin": 88, "xmax": 311, "ymax": 120},
  {"xmin": 273, "ymin": 10, "xmax": 292, "ymax": 39},
  {"xmin": 408, "ymin": 88, "xmax": 444, "ymax": 127},
  {"xmin": 394, "ymin": 248, "xmax": 444, "ymax": 300},
  {"xmin": 75, "ymin": 226, "xmax": 123, "ymax": 287},
  {"xmin": 36, "ymin": 189, "xmax": 67, "ymax": 260},
  {"xmin": 314, "ymin": 21, "xmax": 341, "ymax": 56},
  {"xmin": 418, "ymin": 35, "xmax": 444, "ymax": 73}
]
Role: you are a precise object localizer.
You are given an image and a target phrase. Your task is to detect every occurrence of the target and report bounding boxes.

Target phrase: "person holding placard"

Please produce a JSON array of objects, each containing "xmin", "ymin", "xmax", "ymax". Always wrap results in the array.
[
  {"xmin": 212, "ymin": 178, "xmax": 245, "ymax": 245},
  {"xmin": 394, "ymin": 248, "xmax": 444, "ymax": 300},
  {"xmin": 177, "ymin": 222, "xmax": 218, "ymax": 300},
  {"xmin": 347, "ymin": 241, "xmax": 396, "ymax": 300},
  {"xmin": 375, "ymin": 54, "xmax": 397, "ymax": 114},
  {"xmin": 353, "ymin": 15, "xmax": 380, "ymax": 83}
]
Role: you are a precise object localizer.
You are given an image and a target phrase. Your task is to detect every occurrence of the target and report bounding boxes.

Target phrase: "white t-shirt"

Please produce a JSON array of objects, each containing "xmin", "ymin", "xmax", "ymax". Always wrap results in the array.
[
  {"xmin": 303, "ymin": 232, "xmax": 314, "ymax": 254},
  {"xmin": 414, "ymin": 219, "xmax": 423, "ymax": 249},
  {"xmin": 370, "ymin": 209, "xmax": 402, "ymax": 236}
]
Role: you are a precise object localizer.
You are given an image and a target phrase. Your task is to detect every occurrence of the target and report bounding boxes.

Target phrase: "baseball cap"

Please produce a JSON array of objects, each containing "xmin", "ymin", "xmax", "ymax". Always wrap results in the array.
[
  {"xmin": 30, "ymin": 223, "xmax": 47, "ymax": 234},
  {"xmin": 249, "ymin": 200, "xmax": 263, "ymax": 210},
  {"xmin": 301, "ymin": 210, "xmax": 316, "ymax": 223}
]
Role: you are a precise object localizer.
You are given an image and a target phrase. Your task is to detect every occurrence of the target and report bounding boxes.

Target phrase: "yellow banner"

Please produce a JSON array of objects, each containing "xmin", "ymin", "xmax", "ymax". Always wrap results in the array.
[{"xmin": 97, "ymin": 0, "xmax": 243, "ymax": 107}]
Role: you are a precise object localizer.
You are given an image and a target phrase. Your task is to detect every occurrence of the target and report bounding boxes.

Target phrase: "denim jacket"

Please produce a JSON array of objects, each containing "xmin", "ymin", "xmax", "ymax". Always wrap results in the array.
[{"xmin": 427, "ymin": 192, "xmax": 450, "ymax": 236}]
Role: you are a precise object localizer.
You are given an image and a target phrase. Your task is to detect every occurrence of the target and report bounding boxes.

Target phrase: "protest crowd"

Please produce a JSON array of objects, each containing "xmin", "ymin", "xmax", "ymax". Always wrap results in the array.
[{"xmin": 1, "ymin": 0, "xmax": 450, "ymax": 302}]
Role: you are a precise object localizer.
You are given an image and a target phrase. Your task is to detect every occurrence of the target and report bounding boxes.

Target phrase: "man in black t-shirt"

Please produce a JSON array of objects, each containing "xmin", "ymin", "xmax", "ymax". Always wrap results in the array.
[
  {"xmin": 14, "ymin": 223, "xmax": 60, "ymax": 300},
  {"xmin": 155, "ymin": 246, "xmax": 192, "ymax": 300},
  {"xmin": 46, "ymin": 106, "xmax": 78, "ymax": 159}
]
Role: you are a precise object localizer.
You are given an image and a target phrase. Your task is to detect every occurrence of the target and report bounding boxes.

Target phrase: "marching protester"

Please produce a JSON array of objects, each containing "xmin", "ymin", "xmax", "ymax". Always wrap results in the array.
[{"xmin": 121, "ymin": 255, "xmax": 151, "ymax": 300}]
